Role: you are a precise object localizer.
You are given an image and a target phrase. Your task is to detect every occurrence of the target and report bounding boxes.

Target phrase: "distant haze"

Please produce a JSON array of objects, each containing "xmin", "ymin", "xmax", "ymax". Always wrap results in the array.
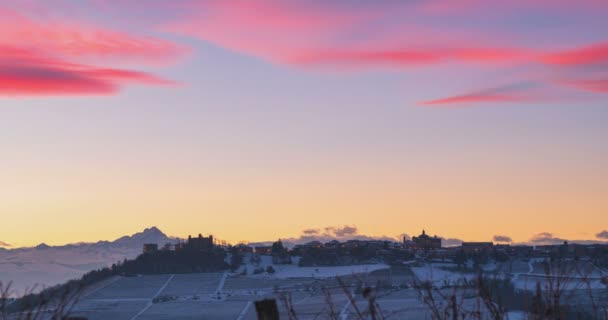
[{"xmin": 0, "ymin": 227, "xmax": 175, "ymax": 296}]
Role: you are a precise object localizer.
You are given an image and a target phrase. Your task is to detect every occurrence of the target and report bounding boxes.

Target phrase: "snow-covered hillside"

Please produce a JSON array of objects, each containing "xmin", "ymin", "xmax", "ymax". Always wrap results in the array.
[{"xmin": 0, "ymin": 227, "xmax": 176, "ymax": 296}]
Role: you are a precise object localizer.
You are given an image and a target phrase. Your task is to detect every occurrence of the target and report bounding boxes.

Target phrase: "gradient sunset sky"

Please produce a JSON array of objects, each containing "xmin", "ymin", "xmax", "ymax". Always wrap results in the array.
[{"xmin": 1, "ymin": 0, "xmax": 607, "ymax": 248}]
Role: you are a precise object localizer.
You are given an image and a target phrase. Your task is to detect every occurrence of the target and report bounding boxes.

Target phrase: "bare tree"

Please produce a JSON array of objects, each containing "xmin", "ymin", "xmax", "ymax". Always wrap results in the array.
[{"xmin": 1, "ymin": 281, "xmax": 83, "ymax": 320}]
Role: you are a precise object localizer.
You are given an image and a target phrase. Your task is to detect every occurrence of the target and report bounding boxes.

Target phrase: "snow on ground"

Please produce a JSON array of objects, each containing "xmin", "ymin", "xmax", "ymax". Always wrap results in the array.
[
  {"xmin": 411, "ymin": 263, "xmax": 475, "ymax": 286},
  {"xmin": 271, "ymin": 263, "xmax": 389, "ymax": 279},
  {"xmin": 505, "ymin": 258, "xmax": 608, "ymax": 291},
  {"xmin": 506, "ymin": 311, "xmax": 527, "ymax": 320},
  {"xmin": 237, "ymin": 254, "xmax": 388, "ymax": 279},
  {"xmin": 54, "ymin": 263, "xmax": 607, "ymax": 320},
  {"xmin": 160, "ymin": 273, "xmax": 222, "ymax": 297},
  {"xmin": 68, "ymin": 266, "xmax": 395, "ymax": 320},
  {"xmin": 410, "ymin": 260, "xmax": 606, "ymax": 291},
  {"xmin": 513, "ymin": 275, "xmax": 606, "ymax": 291},
  {"xmin": 481, "ymin": 262, "xmax": 498, "ymax": 272}
]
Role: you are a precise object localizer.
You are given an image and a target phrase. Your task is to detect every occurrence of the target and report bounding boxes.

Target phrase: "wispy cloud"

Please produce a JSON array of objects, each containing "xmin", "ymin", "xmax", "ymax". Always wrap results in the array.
[
  {"xmin": 522, "ymin": 232, "xmax": 608, "ymax": 246},
  {"xmin": 162, "ymin": 1, "xmax": 608, "ymax": 103},
  {"xmin": 542, "ymin": 42, "xmax": 608, "ymax": 66},
  {"xmin": 0, "ymin": 7, "xmax": 182, "ymax": 96},
  {"xmin": 493, "ymin": 235, "xmax": 513, "ymax": 243},
  {"xmin": 418, "ymin": 83, "xmax": 542, "ymax": 107},
  {"xmin": 325, "ymin": 225, "xmax": 358, "ymax": 237},
  {"xmin": 542, "ymin": 42, "xmax": 608, "ymax": 95},
  {"xmin": 559, "ymin": 79, "xmax": 608, "ymax": 93},
  {"xmin": 528, "ymin": 232, "xmax": 567, "ymax": 245},
  {"xmin": 597, "ymin": 230, "xmax": 608, "ymax": 239},
  {"xmin": 0, "ymin": 8, "xmax": 185, "ymax": 65},
  {"xmin": 0, "ymin": 46, "xmax": 176, "ymax": 96},
  {"xmin": 3, "ymin": 1, "xmax": 608, "ymax": 102},
  {"xmin": 0, "ymin": 240, "xmax": 11, "ymax": 247},
  {"xmin": 289, "ymin": 47, "xmax": 527, "ymax": 68},
  {"xmin": 302, "ymin": 228, "xmax": 320, "ymax": 235}
]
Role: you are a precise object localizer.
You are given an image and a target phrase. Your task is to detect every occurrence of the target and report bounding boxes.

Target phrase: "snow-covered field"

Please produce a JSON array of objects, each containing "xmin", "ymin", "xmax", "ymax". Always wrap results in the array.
[
  {"xmin": 142, "ymin": 300, "xmax": 250, "ymax": 320},
  {"xmin": 70, "ymin": 299, "xmax": 149, "ymax": 320},
  {"xmin": 8, "ymin": 256, "xmax": 604, "ymax": 319},
  {"xmin": 237, "ymin": 253, "xmax": 389, "ymax": 279},
  {"xmin": 87, "ymin": 274, "xmax": 174, "ymax": 300},
  {"xmin": 53, "ymin": 260, "xmax": 608, "ymax": 319},
  {"xmin": 504, "ymin": 259, "xmax": 608, "ymax": 291},
  {"xmin": 512, "ymin": 274, "xmax": 606, "ymax": 291},
  {"xmin": 272, "ymin": 264, "xmax": 390, "ymax": 279},
  {"xmin": 411, "ymin": 263, "xmax": 476, "ymax": 286},
  {"xmin": 410, "ymin": 260, "xmax": 607, "ymax": 298},
  {"xmin": 160, "ymin": 273, "xmax": 223, "ymax": 297},
  {"xmin": 66, "ymin": 262, "xmax": 397, "ymax": 320}
]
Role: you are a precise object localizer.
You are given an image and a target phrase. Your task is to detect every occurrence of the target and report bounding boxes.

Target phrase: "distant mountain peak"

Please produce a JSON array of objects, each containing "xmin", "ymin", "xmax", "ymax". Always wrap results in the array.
[
  {"xmin": 35, "ymin": 243, "xmax": 51, "ymax": 250},
  {"xmin": 111, "ymin": 226, "xmax": 174, "ymax": 247},
  {"xmin": 142, "ymin": 226, "xmax": 163, "ymax": 235},
  {"xmin": 134, "ymin": 226, "xmax": 167, "ymax": 239}
]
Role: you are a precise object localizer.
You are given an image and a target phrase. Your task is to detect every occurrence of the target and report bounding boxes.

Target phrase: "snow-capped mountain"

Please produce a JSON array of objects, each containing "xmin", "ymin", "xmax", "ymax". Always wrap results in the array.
[{"xmin": 0, "ymin": 227, "xmax": 176, "ymax": 297}]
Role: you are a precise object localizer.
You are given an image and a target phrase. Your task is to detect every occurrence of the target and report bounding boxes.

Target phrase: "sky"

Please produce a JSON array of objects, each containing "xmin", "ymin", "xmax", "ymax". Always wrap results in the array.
[{"xmin": 1, "ymin": 0, "xmax": 607, "ymax": 248}]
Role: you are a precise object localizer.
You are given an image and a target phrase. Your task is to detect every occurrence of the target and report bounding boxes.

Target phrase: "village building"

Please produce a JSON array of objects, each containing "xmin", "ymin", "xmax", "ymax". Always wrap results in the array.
[
  {"xmin": 187, "ymin": 234, "xmax": 214, "ymax": 251},
  {"xmin": 407, "ymin": 230, "xmax": 442, "ymax": 250},
  {"xmin": 461, "ymin": 242, "xmax": 494, "ymax": 253},
  {"xmin": 234, "ymin": 244, "xmax": 254, "ymax": 254},
  {"xmin": 254, "ymin": 246, "xmax": 273, "ymax": 255}
]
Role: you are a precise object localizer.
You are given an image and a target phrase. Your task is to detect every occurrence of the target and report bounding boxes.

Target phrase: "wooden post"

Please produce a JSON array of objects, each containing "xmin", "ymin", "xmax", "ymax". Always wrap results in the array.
[{"xmin": 255, "ymin": 299, "xmax": 280, "ymax": 320}]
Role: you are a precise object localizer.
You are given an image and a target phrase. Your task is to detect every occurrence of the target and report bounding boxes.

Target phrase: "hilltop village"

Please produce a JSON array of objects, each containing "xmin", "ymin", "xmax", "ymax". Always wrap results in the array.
[
  {"xmin": 140, "ymin": 230, "xmax": 608, "ymax": 272},
  {"xmin": 9, "ymin": 229, "xmax": 608, "ymax": 319}
]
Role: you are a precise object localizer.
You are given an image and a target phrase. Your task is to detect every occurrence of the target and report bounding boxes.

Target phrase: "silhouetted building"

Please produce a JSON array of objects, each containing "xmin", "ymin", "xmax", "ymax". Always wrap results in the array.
[
  {"xmin": 174, "ymin": 242, "xmax": 187, "ymax": 251},
  {"xmin": 187, "ymin": 234, "xmax": 214, "ymax": 251},
  {"xmin": 303, "ymin": 241, "xmax": 323, "ymax": 248},
  {"xmin": 143, "ymin": 243, "xmax": 158, "ymax": 254},
  {"xmin": 254, "ymin": 246, "xmax": 272, "ymax": 255},
  {"xmin": 325, "ymin": 240, "xmax": 341, "ymax": 248},
  {"xmin": 461, "ymin": 242, "xmax": 494, "ymax": 253},
  {"xmin": 234, "ymin": 244, "xmax": 253, "ymax": 253},
  {"xmin": 409, "ymin": 230, "xmax": 441, "ymax": 250},
  {"xmin": 344, "ymin": 240, "xmax": 362, "ymax": 248}
]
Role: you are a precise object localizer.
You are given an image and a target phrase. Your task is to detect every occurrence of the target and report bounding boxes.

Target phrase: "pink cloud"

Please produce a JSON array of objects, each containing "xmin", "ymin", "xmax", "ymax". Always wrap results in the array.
[
  {"xmin": 0, "ymin": 46, "xmax": 175, "ymax": 96},
  {"xmin": 542, "ymin": 42, "xmax": 608, "ymax": 94},
  {"xmin": 418, "ymin": 84, "xmax": 542, "ymax": 107},
  {"xmin": 290, "ymin": 49, "xmax": 441, "ymax": 67},
  {"xmin": 164, "ymin": 1, "xmax": 375, "ymax": 64},
  {"xmin": 542, "ymin": 42, "xmax": 608, "ymax": 66},
  {"xmin": 137, "ymin": 1, "xmax": 608, "ymax": 103},
  {"xmin": 290, "ymin": 46, "xmax": 528, "ymax": 68},
  {"xmin": 420, "ymin": 93, "xmax": 527, "ymax": 106},
  {"xmin": 2, "ymin": 1, "xmax": 607, "ymax": 102},
  {"xmin": 452, "ymin": 48, "xmax": 528, "ymax": 63},
  {"xmin": 164, "ymin": 1, "xmax": 538, "ymax": 70},
  {"xmin": 415, "ymin": 0, "xmax": 608, "ymax": 15},
  {"xmin": 0, "ymin": 8, "xmax": 185, "ymax": 65},
  {"xmin": 0, "ymin": 6, "xmax": 183, "ymax": 96},
  {"xmin": 560, "ymin": 79, "xmax": 608, "ymax": 93}
]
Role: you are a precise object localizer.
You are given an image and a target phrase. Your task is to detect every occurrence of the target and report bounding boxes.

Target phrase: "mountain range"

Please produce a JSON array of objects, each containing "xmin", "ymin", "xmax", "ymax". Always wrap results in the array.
[{"xmin": 0, "ymin": 227, "xmax": 176, "ymax": 296}]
